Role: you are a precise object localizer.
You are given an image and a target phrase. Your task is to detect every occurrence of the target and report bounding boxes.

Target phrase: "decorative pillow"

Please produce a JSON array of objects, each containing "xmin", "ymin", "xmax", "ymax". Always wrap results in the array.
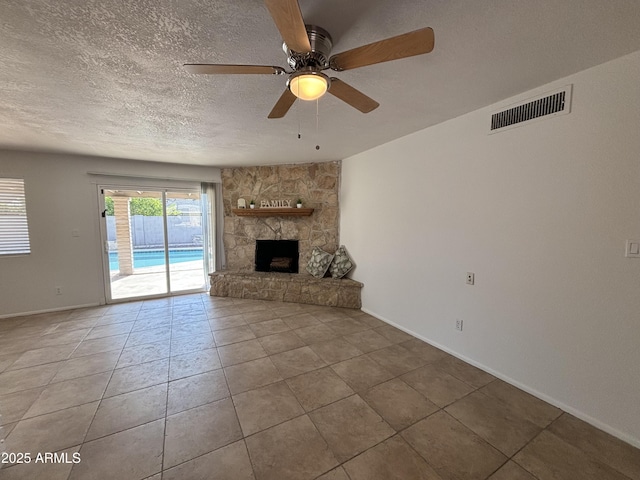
[
  {"xmin": 329, "ymin": 245, "xmax": 354, "ymax": 278},
  {"xmin": 306, "ymin": 247, "xmax": 334, "ymax": 278}
]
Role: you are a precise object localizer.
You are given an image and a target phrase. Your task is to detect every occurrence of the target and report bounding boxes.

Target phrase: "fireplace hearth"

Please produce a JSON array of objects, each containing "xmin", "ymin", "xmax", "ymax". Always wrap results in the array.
[{"xmin": 255, "ymin": 240, "xmax": 299, "ymax": 273}]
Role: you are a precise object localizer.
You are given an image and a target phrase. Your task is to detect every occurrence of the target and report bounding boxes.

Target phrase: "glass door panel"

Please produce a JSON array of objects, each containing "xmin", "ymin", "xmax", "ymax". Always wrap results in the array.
[
  {"xmin": 104, "ymin": 189, "xmax": 168, "ymax": 300},
  {"xmin": 166, "ymin": 191, "xmax": 206, "ymax": 293}
]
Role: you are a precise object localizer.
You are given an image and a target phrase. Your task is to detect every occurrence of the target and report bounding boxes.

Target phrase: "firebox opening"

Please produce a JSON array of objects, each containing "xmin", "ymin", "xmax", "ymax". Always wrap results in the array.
[{"xmin": 255, "ymin": 240, "xmax": 299, "ymax": 273}]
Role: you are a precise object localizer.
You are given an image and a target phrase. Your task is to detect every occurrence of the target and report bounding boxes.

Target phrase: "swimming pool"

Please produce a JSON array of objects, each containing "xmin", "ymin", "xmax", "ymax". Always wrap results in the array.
[{"xmin": 109, "ymin": 248, "xmax": 203, "ymax": 271}]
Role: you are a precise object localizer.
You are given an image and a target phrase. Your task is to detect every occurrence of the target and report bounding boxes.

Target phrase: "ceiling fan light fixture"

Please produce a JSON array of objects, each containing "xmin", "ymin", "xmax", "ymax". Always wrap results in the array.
[{"xmin": 288, "ymin": 71, "xmax": 329, "ymax": 101}]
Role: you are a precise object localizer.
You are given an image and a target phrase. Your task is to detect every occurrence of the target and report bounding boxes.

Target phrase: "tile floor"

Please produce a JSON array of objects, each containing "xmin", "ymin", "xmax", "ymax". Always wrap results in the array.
[{"xmin": 0, "ymin": 294, "xmax": 639, "ymax": 479}]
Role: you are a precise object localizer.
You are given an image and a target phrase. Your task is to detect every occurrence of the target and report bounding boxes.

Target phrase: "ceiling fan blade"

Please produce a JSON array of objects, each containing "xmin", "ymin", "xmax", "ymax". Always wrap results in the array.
[
  {"xmin": 329, "ymin": 27, "xmax": 434, "ymax": 71},
  {"xmin": 328, "ymin": 78, "xmax": 379, "ymax": 113},
  {"xmin": 264, "ymin": 0, "xmax": 311, "ymax": 53},
  {"xmin": 268, "ymin": 88, "xmax": 297, "ymax": 118},
  {"xmin": 184, "ymin": 64, "xmax": 285, "ymax": 75}
]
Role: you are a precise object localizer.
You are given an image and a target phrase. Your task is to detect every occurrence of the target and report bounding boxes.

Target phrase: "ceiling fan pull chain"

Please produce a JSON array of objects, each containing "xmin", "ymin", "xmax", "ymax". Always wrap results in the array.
[
  {"xmin": 297, "ymin": 97, "xmax": 301, "ymax": 139},
  {"xmin": 315, "ymin": 98, "xmax": 320, "ymax": 150}
]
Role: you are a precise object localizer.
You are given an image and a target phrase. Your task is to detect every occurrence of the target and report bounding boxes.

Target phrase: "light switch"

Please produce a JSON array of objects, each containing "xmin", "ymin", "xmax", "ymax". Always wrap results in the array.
[
  {"xmin": 626, "ymin": 240, "xmax": 640, "ymax": 258},
  {"xmin": 72, "ymin": 229, "xmax": 80, "ymax": 237}
]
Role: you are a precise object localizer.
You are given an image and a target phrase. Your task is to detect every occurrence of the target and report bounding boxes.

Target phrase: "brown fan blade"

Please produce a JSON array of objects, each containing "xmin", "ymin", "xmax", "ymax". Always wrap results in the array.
[
  {"xmin": 268, "ymin": 88, "xmax": 297, "ymax": 118},
  {"xmin": 328, "ymin": 78, "xmax": 379, "ymax": 113},
  {"xmin": 184, "ymin": 64, "xmax": 285, "ymax": 75},
  {"xmin": 264, "ymin": 0, "xmax": 311, "ymax": 53},
  {"xmin": 329, "ymin": 27, "xmax": 434, "ymax": 71}
]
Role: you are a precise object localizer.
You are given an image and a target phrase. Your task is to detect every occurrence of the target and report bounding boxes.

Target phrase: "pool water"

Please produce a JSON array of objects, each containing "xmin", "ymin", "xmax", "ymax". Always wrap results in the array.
[{"xmin": 109, "ymin": 249, "xmax": 203, "ymax": 271}]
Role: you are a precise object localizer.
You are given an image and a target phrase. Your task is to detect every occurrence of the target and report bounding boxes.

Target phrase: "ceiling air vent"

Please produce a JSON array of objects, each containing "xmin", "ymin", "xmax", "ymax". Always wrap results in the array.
[{"xmin": 490, "ymin": 85, "xmax": 572, "ymax": 134}]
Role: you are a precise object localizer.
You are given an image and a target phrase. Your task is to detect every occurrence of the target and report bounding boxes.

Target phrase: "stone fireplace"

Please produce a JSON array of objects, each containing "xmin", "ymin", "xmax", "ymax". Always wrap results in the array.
[
  {"xmin": 210, "ymin": 160, "xmax": 363, "ymax": 308},
  {"xmin": 221, "ymin": 161, "xmax": 340, "ymax": 271}
]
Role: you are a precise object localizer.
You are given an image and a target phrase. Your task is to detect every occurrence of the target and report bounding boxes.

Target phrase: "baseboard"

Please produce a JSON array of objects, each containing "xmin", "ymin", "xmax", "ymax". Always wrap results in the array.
[
  {"xmin": 0, "ymin": 303, "xmax": 101, "ymax": 320},
  {"xmin": 361, "ymin": 307, "xmax": 640, "ymax": 449}
]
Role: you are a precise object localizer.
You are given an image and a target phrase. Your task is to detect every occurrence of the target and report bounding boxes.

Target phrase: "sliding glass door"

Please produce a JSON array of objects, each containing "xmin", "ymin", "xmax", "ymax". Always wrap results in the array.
[
  {"xmin": 100, "ymin": 187, "xmax": 207, "ymax": 302},
  {"xmin": 166, "ymin": 191, "xmax": 206, "ymax": 293}
]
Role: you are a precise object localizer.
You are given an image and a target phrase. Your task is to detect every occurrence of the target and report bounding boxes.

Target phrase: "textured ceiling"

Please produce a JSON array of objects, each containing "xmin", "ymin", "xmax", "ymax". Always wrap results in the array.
[{"xmin": 1, "ymin": 0, "xmax": 640, "ymax": 167}]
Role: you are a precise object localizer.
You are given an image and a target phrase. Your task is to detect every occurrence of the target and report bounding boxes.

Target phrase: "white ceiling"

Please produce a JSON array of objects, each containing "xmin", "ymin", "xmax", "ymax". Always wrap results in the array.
[{"xmin": 1, "ymin": 0, "xmax": 640, "ymax": 167}]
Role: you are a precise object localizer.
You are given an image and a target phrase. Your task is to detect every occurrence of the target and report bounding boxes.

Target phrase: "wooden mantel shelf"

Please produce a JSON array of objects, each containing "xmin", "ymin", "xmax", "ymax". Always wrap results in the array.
[{"xmin": 232, "ymin": 208, "xmax": 314, "ymax": 217}]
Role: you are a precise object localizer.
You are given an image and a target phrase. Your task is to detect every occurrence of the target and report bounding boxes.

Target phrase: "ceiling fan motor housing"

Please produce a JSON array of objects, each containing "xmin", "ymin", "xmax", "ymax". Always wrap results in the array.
[{"xmin": 283, "ymin": 25, "xmax": 333, "ymax": 71}]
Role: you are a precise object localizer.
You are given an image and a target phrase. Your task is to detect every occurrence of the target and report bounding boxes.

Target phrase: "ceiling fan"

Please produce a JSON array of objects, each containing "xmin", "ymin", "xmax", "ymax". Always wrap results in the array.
[{"xmin": 184, "ymin": 0, "xmax": 434, "ymax": 119}]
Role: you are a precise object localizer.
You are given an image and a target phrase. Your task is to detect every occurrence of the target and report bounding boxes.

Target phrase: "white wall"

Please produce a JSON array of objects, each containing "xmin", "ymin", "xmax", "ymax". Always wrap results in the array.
[
  {"xmin": 0, "ymin": 151, "xmax": 220, "ymax": 316},
  {"xmin": 340, "ymin": 50, "xmax": 640, "ymax": 446}
]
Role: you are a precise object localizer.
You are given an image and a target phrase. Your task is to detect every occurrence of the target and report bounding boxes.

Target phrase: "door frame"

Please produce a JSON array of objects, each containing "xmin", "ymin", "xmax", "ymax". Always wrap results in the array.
[{"xmin": 97, "ymin": 184, "xmax": 208, "ymax": 304}]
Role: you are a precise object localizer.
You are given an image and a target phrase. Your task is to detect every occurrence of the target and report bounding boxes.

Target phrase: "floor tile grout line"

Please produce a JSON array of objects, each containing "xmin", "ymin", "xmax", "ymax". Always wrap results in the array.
[
  {"xmin": 71, "ymin": 303, "xmax": 146, "ymax": 473},
  {"xmin": 238, "ymin": 431, "xmax": 260, "ymax": 479},
  {"xmin": 398, "ymin": 406, "xmax": 504, "ymax": 480},
  {"xmin": 4, "ymin": 319, "xmax": 101, "ymax": 425},
  {"xmin": 396, "ymin": 414, "xmax": 464, "ymax": 480},
  {"xmin": 173, "ymin": 297, "xmax": 257, "ymax": 476},
  {"xmin": 1, "ymin": 305, "xmax": 134, "ymax": 474},
  {"xmin": 158, "ymin": 435, "xmax": 245, "ymax": 476},
  {"xmin": 431, "ymin": 359, "xmax": 495, "ymax": 391},
  {"xmin": 517, "ymin": 420, "xmax": 637, "ymax": 480},
  {"xmin": 505, "ymin": 427, "xmax": 548, "ymax": 480},
  {"xmin": 73, "ymin": 390, "xmax": 167, "ymax": 444},
  {"xmin": 294, "ymin": 396, "xmax": 365, "ymax": 473},
  {"xmin": 1, "ymin": 318, "xmax": 100, "ymax": 374},
  {"xmin": 161, "ymin": 302, "xmax": 178, "ymax": 474},
  {"xmin": 160, "ymin": 297, "xmax": 212, "ymax": 474},
  {"xmin": 0, "ymin": 302, "xmax": 170, "ymax": 434},
  {"xmin": 325, "ymin": 359, "xmax": 500, "ymax": 477},
  {"xmin": 222, "ymin": 387, "xmax": 412, "ymax": 472},
  {"xmin": 430, "ymin": 376, "xmax": 486, "ymax": 411},
  {"xmin": 440, "ymin": 383, "xmax": 564, "ymax": 466}
]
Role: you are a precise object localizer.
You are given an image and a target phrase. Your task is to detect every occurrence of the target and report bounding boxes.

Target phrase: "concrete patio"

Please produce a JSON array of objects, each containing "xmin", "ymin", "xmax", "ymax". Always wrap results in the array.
[{"xmin": 110, "ymin": 260, "xmax": 206, "ymax": 300}]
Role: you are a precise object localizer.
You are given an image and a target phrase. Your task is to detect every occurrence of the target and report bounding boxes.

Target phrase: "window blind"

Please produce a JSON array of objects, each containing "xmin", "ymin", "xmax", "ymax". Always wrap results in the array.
[{"xmin": 0, "ymin": 178, "xmax": 31, "ymax": 255}]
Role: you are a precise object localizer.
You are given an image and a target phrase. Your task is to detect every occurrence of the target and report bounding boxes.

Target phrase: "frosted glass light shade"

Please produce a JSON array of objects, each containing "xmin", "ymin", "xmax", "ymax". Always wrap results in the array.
[{"xmin": 289, "ymin": 73, "xmax": 328, "ymax": 101}]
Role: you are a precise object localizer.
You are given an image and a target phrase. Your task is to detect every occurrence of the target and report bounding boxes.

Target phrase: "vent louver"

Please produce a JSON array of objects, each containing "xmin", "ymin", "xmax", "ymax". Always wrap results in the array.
[{"xmin": 490, "ymin": 85, "xmax": 572, "ymax": 133}]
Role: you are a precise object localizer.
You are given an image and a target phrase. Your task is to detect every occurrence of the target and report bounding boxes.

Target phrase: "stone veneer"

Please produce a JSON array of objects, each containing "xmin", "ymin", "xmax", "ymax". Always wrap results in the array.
[
  {"xmin": 214, "ymin": 161, "xmax": 362, "ymax": 308},
  {"xmin": 222, "ymin": 161, "xmax": 340, "ymax": 271},
  {"xmin": 210, "ymin": 271, "xmax": 362, "ymax": 309}
]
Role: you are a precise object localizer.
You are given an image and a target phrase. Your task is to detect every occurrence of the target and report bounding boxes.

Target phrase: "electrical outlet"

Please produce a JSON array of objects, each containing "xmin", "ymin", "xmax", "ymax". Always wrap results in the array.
[
  {"xmin": 455, "ymin": 319, "xmax": 463, "ymax": 331},
  {"xmin": 626, "ymin": 240, "xmax": 640, "ymax": 258},
  {"xmin": 55, "ymin": 286, "xmax": 62, "ymax": 295},
  {"xmin": 466, "ymin": 272, "xmax": 475, "ymax": 285}
]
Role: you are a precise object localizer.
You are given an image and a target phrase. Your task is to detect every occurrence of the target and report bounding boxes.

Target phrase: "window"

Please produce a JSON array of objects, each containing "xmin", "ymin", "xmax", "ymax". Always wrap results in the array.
[{"xmin": 0, "ymin": 178, "xmax": 31, "ymax": 255}]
